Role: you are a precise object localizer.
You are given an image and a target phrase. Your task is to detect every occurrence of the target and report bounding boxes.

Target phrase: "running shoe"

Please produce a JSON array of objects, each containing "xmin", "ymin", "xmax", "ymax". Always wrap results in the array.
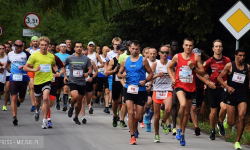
[
  {"xmin": 120, "ymin": 120, "xmax": 127, "ymax": 127},
  {"xmin": 48, "ymin": 120, "xmax": 52, "ymax": 128},
  {"xmin": 234, "ymin": 142, "xmax": 242, "ymax": 150},
  {"xmin": 16, "ymin": 98, "xmax": 21, "ymax": 107},
  {"xmin": 167, "ymin": 124, "xmax": 172, "ymax": 132},
  {"xmin": 68, "ymin": 107, "xmax": 74, "ymax": 118},
  {"xmin": 73, "ymin": 117, "xmax": 81, "ymax": 125},
  {"xmin": 112, "ymin": 117, "xmax": 117, "ymax": 127},
  {"xmin": 117, "ymin": 116, "xmax": 120, "ymax": 121},
  {"xmin": 27, "ymin": 89, "xmax": 30, "ymax": 95},
  {"xmin": 160, "ymin": 110, "xmax": 164, "ymax": 119},
  {"xmin": 195, "ymin": 127, "xmax": 201, "ymax": 136},
  {"xmin": 140, "ymin": 122, "xmax": 144, "ymax": 128},
  {"xmin": 13, "ymin": 117, "xmax": 18, "ymax": 125},
  {"xmin": 180, "ymin": 134, "xmax": 186, "ymax": 146},
  {"xmin": 62, "ymin": 104, "xmax": 67, "ymax": 111},
  {"xmin": 172, "ymin": 128, "xmax": 177, "ymax": 136},
  {"xmin": 30, "ymin": 105, "xmax": 36, "ymax": 112},
  {"xmin": 82, "ymin": 118, "xmax": 87, "ymax": 124},
  {"xmin": 209, "ymin": 129, "xmax": 216, "ymax": 140},
  {"xmin": 109, "ymin": 102, "xmax": 112, "ymax": 108},
  {"xmin": 89, "ymin": 107, "xmax": 93, "ymax": 114},
  {"xmin": 217, "ymin": 122, "xmax": 226, "ymax": 136},
  {"xmin": 224, "ymin": 115, "xmax": 229, "ymax": 129},
  {"xmin": 154, "ymin": 134, "xmax": 160, "ymax": 143},
  {"xmin": 146, "ymin": 123, "xmax": 151, "ymax": 132},
  {"xmin": 42, "ymin": 119, "xmax": 48, "ymax": 129},
  {"xmin": 162, "ymin": 122, "xmax": 169, "ymax": 135},
  {"xmin": 56, "ymin": 102, "xmax": 60, "ymax": 110},
  {"xmin": 144, "ymin": 114, "xmax": 150, "ymax": 124},
  {"xmin": 134, "ymin": 130, "xmax": 139, "ymax": 138},
  {"xmin": 2, "ymin": 105, "xmax": 7, "ymax": 111},
  {"xmin": 160, "ymin": 120, "xmax": 164, "ymax": 127},
  {"xmin": 104, "ymin": 108, "xmax": 110, "ymax": 114},
  {"xmin": 175, "ymin": 129, "xmax": 182, "ymax": 140},
  {"xmin": 130, "ymin": 136, "xmax": 136, "ymax": 145},
  {"xmin": 68, "ymin": 97, "xmax": 71, "ymax": 104},
  {"xmin": 34, "ymin": 112, "xmax": 40, "ymax": 121}
]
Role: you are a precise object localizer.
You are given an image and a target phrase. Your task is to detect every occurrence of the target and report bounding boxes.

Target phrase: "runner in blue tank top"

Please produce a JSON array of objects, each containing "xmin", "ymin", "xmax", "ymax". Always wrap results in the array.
[{"xmin": 117, "ymin": 40, "xmax": 153, "ymax": 145}]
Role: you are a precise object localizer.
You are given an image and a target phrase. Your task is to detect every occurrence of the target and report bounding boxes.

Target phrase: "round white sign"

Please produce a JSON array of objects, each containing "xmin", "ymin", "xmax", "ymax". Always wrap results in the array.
[{"xmin": 24, "ymin": 13, "xmax": 40, "ymax": 29}]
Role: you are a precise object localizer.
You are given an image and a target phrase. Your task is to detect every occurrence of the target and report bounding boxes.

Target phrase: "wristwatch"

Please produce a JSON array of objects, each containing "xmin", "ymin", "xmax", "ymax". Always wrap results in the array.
[{"xmin": 192, "ymin": 67, "xmax": 196, "ymax": 70}]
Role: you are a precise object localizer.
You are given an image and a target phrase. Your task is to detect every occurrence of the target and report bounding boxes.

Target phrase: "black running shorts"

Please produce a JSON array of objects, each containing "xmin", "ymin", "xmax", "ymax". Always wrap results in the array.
[{"xmin": 123, "ymin": 88, "xmax": 147, "ymax": 106}]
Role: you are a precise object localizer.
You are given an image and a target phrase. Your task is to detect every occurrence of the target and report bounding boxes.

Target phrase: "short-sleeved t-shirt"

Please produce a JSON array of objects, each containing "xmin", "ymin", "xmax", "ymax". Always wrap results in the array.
[
  {"xmin": 27, "ymin": 51, "xmax": 55, "ymax": 85},
  {"xmin": 105, "ymin": 50, "xmax": 118, "ymax": 62},
  {"xmin": 55, "ymin": 52, "xmax": 70, "ymax": 77},
  {"xmin": 52, "ymin": 55, "xmax": 64, "ymax": 86},
  {"xmin": 65, "ymin": 54, "xmax": 91, "ymax": 86},
  {"xmin": 8, "ymin": 51, "xmax": 30, "ymax": 82},
  {"xmin": 203, "ymin": 56, "xmax": 231, "ymax": 87},
  {"xmin": 66, "ymin": 48, "xmax": 75, "ymax": 55}
]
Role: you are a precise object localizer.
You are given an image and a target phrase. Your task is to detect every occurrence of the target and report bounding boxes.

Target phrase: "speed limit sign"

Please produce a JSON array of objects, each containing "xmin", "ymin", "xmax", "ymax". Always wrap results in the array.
[
  {"xmin": 0, "ymin": 26, "xmax": 3, "ymax": 37},
  {"xmin": 24, "ymin": 12, "xmax": 40, "ymax": 29}
]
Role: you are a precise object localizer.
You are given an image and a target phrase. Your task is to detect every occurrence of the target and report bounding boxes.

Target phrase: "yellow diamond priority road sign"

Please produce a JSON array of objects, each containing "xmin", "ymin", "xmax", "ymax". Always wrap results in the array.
[{"xmin": 220, "ymin": 1, "xmax": 250, "ymax": 40}]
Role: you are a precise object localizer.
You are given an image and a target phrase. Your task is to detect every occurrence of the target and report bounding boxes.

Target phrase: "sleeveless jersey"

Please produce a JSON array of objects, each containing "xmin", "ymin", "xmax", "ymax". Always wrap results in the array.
[
  {"xmin": 112, "ymin": 57, "xmax": 121, "ymax": 83},
  {"xmin": 227, "ymin": 62, "xmax": 249, "ymax": 98},
  {"xmin": 153, "ymin": 59, "xmax": 173, "ymax": 91},
  {"xmin": 174, "ymin": 53, "xmax": 196, "ymax": 92},
  {"xmin": 98, "ymin": 54, "xmax": 106, "ymax": 77},
  {"xmin": 125, "ymin": 56, "xmax": 146, "ymax": 91}
]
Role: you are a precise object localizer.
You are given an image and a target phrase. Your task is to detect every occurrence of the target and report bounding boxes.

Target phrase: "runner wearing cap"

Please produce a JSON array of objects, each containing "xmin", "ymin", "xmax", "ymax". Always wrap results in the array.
[
  {"xmin": 167, "ymin": 37, "xmax": 205, "ymax": 146},
  {"xmin": 24, "ymin": 36, "xmax": 62, "ymax": 129},
  {"xmin": 26, "ymin": 36, "xmax": 40, "ymax": 112},
  {"xmin": 87, "ymin": 41, "xmax": 104, "ymax": 108},
  {"xmin": 1, "ymin": 40, "xmax": 31, "ymax": 125},
  {"xmin": 55, "ymin": 43, "xmax": 70, "ymax": 111},
  {"xmin": 197, "ymin": 39, "xmax": 230, "ymax": 140}
]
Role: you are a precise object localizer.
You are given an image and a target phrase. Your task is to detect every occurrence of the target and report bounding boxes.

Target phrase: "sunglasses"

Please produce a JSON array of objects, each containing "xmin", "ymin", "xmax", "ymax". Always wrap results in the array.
[
  {"xmin": 160, "ymin": 51, "xmax": 169, "ymax": 54},
  {"xmin": 14, "ymin": 44, "xmax": 23, "ymax": 48}
]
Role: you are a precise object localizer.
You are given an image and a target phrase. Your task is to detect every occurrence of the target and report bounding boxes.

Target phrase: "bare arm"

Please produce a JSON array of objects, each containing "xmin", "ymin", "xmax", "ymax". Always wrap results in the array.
[
  {"xmin": 105, "ymin": 59, "xmax": 115, "ymax": 76},
  {"xmin": 193, "ymin": 54, "xmax": 205, "ymax": 76},
  {"xmin": 23, "ymin": 63, "xmax": 40, "ymax": 72},
  {"xmin": 96, "ymin": 53, "xmax": 104, "ymax": 68},
  {"xmin": 217, "ymin": 63, "xmax": 234, "ymax": 94},
  {"xmin": 139, "ymin": 58, "xmax": 153, "ymax": 86},
  {"xmin": 92, "ymin": 61, "xmax": 98, "ymax": 78},
  {"xmin": 117, "ymin": 59, "xmax": 126, "ymax": 79},
  {"xmin": 167, "ymin": 55, "xmax": 178, "ymax": 86}
]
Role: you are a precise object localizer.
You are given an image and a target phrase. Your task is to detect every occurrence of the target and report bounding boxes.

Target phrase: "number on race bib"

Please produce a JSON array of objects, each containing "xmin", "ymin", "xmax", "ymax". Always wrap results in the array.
[
  {"xmin": 13, "ymin": 74, "xmax": 23, "ymax": 81},
  {"xmin": 73, "ymin": 70, "xmax": 83, "ymax": 77},
  {"xmin": 40, "ymin": 64, "xmax": 51, "ymax": 72},
  {"xmin": 127, "ymin": 85, "xmax": 139, "ymax": 94},
  {"xmin": 156, "ymin": 91, "xmax": 168, "ymax": 99},
  {"xmin": 179, "ymin": 66, "xmax": 193, "ymax": 83},
  {"xmin": 232, "ymin": 72, "xmax": 246, "ymax": 84}
]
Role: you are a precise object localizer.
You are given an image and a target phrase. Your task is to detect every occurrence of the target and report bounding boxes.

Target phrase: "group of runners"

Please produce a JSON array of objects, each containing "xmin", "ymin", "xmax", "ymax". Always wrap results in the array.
[{"xmin": 0, "ymin": 36, "xmax": 248, "ymax": 150}]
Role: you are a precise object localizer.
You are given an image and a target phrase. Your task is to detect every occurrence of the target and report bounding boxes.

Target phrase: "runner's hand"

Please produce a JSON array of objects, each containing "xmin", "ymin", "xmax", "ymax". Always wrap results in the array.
[
  {"xmin": 227, "ymin": 86, "xmax": 235, "ymax": 94},
  {"xmin": 53, "ymin": 73, "xmax": 57, "ymax": 77},
  {"xmin": 207, "ymin": 81, "xmax": 216, "ymax": 89},
  {"xmin": 64, "ymin": 77, "xmax": 68, "ymax": 84},
  {"xmin": 187, "ymin": 60, "xmax": 194, "ymax": 69},
  {"xmin": 139, "ymin": 80, "xmax": 146, "ymax": 86},
  {"xmin": 18, "ymin": 65, "xmax": 23, "ymax": 70},
  {"xmin": 84, "ymin": 73, "xmax": 89, "ymax": 78},
  {"xmin": 56, "ymin": 72, "xmax": 60, "ymax": 77},
  {"xmin": 35, "ymin": 66, "xmax": 41, "ymax": 71},
  {"xmin": 146, "ymin": 86, "xmax": 151, "ymax": 92},
  {"xmin": 204, "ymin": 74, "xmax": 209, "ymax": 79},
  {"xmin": 122, "ymin": 72, "xmax": 126, "ymax": 78},
  {"xmin": 87, "ymin": 77, "xmax": 93, "ymax": 82},
  {"xmin": 157, "ymin": 72, "xmax": 164, "ymax": 77},
  {"xmin": 171, "ymin": 79, "xmax": 176, "ymax": 86}
]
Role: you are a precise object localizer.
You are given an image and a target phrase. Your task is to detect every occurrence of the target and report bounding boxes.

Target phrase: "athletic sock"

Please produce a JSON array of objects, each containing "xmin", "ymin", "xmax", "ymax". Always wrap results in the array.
[
  {"xmin": 145, "ymin": 106, "xmax": 150, "ymax": 115},
  {"xmin": 149, "ymin": 110, "xmax": 154, "ymax": 120},
  {"xmin": 63, "ymin": 94, "xmax": 68, "ymax": 105}
]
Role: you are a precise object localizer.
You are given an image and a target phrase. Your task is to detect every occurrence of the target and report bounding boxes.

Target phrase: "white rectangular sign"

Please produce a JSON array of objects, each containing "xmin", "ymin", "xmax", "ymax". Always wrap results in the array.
[{"xmin": 23, "ymin": 29, "xmax": 41, "ymax": 37}]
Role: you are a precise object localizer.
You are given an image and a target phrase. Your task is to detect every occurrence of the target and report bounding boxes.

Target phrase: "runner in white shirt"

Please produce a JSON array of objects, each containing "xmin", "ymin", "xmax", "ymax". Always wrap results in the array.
[
  {"xmin": 151, "ymin": 45, "xmax": 173, "ymax": 142},
  {"xmin": 3, "ymin": 42, "xmax": 11, "ymax": 108},
  {"xmin": 0, "ymin": 44, "xmax": 7, "ymax": 110}
]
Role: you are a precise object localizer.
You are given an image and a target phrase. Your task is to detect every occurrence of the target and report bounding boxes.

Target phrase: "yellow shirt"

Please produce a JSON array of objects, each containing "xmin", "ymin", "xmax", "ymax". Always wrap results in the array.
[{"xmin": 27, "ymin": 51, "xmax": 55, "ymax": 85}]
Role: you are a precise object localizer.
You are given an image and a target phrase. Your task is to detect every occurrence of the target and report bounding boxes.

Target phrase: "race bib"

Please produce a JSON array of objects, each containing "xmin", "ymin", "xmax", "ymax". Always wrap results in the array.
[
  {"xmin": 115, "ymin": 74, "xmax": 120, "ymax": 81},
  {"xmin": 127, "ymin": 85, "xmax": 139, "ymax": 94},
  {"xmin": 52, "ymin": 77, "xmax": 55, "ymax": 83},
  {"xmin": 145, "ymin": 82, "xmax": 150, "ymax": 86},
  {"xmin": 13, "ymin": 74, "xmax": 23, "ymax": 81},
  {"xmin": 232, "ymin": 72, "xmax": 246, "ymax": 84},
  {"xmin": 66, "ymin": 69, "xmax": 70, "ymax": 76},
  {"xmin": 73, "ymin": 70, "xmax": 83, "ymax": 77},
  {"xmin": 40, "ymin": 64, "xmax": 51, "ymax": 72},
  {"xmin": 156, "ymin": 91, "xmax": 168, "ymax": 99},
  {"xmin": 0, "ymin": 74, "xmax": 3, "ymax": 82},
  {"xmin": 179, "ymin": 66, "xmax": 193, "ymax": 83}
]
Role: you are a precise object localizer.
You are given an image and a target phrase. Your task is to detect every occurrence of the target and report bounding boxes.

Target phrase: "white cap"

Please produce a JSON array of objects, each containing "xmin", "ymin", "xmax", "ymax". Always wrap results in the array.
[{"xmin": 88, "ymin": 41, "xmax": 95, "ymax": 46}]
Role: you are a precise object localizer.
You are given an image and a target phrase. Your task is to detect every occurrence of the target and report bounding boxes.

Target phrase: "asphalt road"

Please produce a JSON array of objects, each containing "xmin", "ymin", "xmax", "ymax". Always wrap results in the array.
[{"xmin": 0, "ymin": 94, "xmax": 249, "ymax": 150}]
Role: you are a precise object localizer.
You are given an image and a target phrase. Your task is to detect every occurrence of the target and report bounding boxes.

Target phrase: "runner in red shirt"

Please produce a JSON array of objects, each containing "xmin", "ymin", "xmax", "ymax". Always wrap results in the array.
[
  {"xmin": 167, "ymin": 37, "xmax": 205, "ymax": 146},
  {"xmin": 197, "ymin": 39, "xmax": 230, "ymax": 140}
]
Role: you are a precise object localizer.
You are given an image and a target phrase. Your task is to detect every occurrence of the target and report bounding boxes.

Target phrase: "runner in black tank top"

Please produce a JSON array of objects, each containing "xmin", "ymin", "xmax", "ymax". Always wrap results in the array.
[{"xmin": 217, "ymin": 49, "xmax": 249, "ymax": 150}]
